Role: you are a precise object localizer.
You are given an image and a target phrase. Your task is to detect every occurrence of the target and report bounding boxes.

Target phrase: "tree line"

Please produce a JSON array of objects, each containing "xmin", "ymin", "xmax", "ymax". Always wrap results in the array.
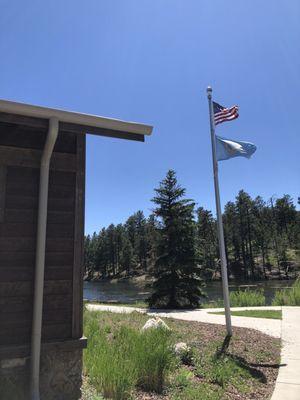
[{"xmin": 84, "ymin": 170, "xmax": 299, "ymax": 284}]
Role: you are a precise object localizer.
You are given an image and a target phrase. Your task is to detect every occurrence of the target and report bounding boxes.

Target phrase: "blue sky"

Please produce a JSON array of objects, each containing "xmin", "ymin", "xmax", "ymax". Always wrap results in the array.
[{"xmin": 1, "ymin": 0, "xmax": 299, "ymax": 233}]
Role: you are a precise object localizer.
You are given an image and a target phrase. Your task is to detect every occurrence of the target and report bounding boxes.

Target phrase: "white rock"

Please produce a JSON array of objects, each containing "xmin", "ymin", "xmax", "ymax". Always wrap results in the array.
[
  {"xmin": 141, "ymin": 317, "xmax": 171, "ymax": 331},
  {"xmin": 174, "ymin": 342, "xmax": 190, "ymax": 355}
]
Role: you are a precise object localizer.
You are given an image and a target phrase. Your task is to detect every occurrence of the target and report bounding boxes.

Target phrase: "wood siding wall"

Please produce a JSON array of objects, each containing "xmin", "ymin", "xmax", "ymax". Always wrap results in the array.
[{"xmin": 0, "ymin": 120, "xmax": 85, "ymax": 347}]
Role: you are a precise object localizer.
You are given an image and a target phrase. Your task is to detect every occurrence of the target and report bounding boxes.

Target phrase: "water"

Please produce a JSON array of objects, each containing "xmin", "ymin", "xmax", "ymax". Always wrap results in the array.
[{"xmin": 84, "ymin": 278, "xmax": 295, "ymax": 306}]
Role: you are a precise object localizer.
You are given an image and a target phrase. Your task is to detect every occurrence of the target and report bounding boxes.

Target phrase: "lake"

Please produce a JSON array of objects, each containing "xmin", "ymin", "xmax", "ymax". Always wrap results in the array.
[{"xmin": 84, "ymin": 278, "xmax": 295, "ymax": 306}]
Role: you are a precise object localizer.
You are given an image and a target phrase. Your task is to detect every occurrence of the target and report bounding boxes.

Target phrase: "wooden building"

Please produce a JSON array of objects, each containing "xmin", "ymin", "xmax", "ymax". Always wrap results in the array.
[{"xmin": 0, "ymin": 100, "xmax": 152, "ymax": 400}]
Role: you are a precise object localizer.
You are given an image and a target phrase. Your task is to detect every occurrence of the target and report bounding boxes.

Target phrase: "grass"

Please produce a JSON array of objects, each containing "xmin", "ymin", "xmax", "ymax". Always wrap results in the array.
[
  {"xmin": 83, "ymin": 309, "xmax": 281, "ymax": 400},
  {"xmin": 272, "ymin": 278, "xmax": 300, "ymax": 306},
  {"xmin": 84, "ymin": 310, "xmax": 173, "ymax": 399},
  {"xmin": 202, "ymin": 289, "xmax": 266, "ymax": 308},
  {"xmin": 209, "ymin": 309, "xmax": 282, "ymax": 319},
  {"xmin": 230, "ymin": 289, "xmax": 266, "ymax": 307},
  {"xmin": 81, "ymin": 377, "xmax": 104, "ymax": 400}
]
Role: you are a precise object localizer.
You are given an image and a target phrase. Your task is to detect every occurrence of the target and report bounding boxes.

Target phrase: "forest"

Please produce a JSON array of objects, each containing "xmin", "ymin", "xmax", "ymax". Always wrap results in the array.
[{"xmin": 84, "ymin": 171, "xmax": 300, "ymax": 283}]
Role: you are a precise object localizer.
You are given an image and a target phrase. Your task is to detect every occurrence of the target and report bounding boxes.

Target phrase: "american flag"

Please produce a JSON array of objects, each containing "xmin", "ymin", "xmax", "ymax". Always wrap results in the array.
[{"xmin": 213, "ymin": 101, "xmax": 239, "ymax": 126}]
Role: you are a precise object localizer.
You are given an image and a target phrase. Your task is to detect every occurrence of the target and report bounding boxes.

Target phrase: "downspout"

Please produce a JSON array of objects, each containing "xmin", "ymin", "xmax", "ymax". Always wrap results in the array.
[{"xmin": 30, "ymin": 117, "xmax": 59, "ymax": 400}]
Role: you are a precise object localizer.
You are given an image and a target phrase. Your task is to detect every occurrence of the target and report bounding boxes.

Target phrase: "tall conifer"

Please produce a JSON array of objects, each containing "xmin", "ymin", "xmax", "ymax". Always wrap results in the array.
[{"xmin": 148, "ymin": 170, "xmax": 204, "ymax": 308}]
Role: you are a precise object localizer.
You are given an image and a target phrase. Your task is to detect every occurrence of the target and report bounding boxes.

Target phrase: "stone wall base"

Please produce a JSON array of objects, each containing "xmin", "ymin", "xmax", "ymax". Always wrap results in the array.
[{"xmin": 0, "ymin": 343, "xmax": 84, "ymax": 400}]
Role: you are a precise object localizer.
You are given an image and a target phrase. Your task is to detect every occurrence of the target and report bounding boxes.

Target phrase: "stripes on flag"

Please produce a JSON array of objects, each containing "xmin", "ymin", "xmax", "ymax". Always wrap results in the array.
[{"xmin": 213, "ymin": 101, "xmax": 239, "ymax": 126}]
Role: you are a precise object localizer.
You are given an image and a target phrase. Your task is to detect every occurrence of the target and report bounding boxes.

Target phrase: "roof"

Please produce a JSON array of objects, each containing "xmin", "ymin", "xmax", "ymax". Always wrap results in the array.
[{"xmin": 0, "ymin": 99, "xmax": 153, "ymax": 142}]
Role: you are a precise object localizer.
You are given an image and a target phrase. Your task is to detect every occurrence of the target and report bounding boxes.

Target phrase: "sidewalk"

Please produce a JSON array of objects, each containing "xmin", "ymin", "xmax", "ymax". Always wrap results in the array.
[{"xmin": 271, "ymin": 307, "xmax": 300, "ymax": 400}]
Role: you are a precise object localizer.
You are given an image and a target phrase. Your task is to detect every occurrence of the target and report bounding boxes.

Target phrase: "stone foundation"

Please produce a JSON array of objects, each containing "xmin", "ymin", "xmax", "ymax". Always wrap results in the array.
[{"xmin": 0, "ymin": 340, "xmax": 85, "ymax": 400}]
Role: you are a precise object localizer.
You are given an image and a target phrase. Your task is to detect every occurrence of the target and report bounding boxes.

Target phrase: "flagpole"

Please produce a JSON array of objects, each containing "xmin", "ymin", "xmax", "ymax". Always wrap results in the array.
[{"xmin": 207, "ymin": 86, "xmax": 232, "ymax": 336}]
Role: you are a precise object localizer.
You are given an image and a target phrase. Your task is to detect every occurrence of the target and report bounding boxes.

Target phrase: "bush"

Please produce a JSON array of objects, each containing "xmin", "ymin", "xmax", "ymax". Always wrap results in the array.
[
  {"xmin": 229, "ymin": 288, "xmax": 266, "ymax": 307},
  {"xmin": 272, "ymin": 279, "xmax": 300, "ymax": 306},
  {"xmin": 84, "ymin": 311, "xmax": 174, "ymax": 399}
]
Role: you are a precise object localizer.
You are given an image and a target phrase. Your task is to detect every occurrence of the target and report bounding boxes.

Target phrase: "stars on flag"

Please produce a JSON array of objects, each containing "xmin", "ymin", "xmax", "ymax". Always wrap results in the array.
[{"xmin": 213, "ymin": 101, "xmax": 239, "ymax": 126}]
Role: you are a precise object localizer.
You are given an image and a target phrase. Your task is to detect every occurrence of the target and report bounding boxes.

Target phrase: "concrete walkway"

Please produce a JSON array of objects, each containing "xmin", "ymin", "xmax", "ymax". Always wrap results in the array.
[
  {"xmin": 271, "ymin": 307, "xmax": 300, "ymax": 400},
  {"xmin": 87, "ymin": 304, "xmax": 282, "ymax": 337},
  {"xmin": 86, "ymin": 304, "xmax": 300, "ymax": 399}
]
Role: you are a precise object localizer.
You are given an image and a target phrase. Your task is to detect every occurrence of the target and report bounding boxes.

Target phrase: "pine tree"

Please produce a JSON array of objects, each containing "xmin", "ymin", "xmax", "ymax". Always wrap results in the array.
[
  {"xmin": 148, "ymin": 170, "xmax": 204, "ymax": 308},
  {"xmin": 252, "ymin": 196, "xmax": 271, "ymax": 278},
  {"xmin": 236, "ymin": 190, "xmax": 255, "ymax": 279},
  {"xmin": 196, "ymin": 207, "xmax": 217, "ymax": 279},
  {"xmin": 134, "ymin": 211, "xmax": 148, "ymax": 271}
]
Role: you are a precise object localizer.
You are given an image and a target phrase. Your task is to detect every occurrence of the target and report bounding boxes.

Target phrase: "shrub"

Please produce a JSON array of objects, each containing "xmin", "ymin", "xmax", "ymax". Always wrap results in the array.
[
  {"xmin": 229, "ymin": 288, "xmax": 266, "ymax": 307},
  {"xmin": 272, "ymin": 279, "xmax": 300, "ymax": 306}
]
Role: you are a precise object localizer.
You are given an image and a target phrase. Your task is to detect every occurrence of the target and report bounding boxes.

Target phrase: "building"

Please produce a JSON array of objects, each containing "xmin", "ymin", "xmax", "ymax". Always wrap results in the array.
[{"xmin": 0, "ymin": 99, "xmax": 152, "ymax": 400}]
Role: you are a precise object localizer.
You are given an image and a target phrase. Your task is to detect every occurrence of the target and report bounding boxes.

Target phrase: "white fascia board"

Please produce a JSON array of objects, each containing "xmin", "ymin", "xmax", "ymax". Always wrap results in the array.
[{"xmin": 0, "ymin": 99, "xmax": 153, "ymax": 136}]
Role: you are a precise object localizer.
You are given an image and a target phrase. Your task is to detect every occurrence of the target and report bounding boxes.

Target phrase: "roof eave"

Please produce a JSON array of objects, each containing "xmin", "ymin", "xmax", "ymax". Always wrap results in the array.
[{"xmin": 0, "ymin": 99, "xmax": 153, "ymax": 140}]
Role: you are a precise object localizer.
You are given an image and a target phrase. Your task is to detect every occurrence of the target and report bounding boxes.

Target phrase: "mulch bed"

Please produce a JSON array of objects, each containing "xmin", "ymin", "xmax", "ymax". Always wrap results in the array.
[
  {"xmin": 135, "ymin": 318, "xmax": 281, "ymax": 400},
  {"xmin": 83, "ymin": 312, "xmax": 281, "ymax": 400}
]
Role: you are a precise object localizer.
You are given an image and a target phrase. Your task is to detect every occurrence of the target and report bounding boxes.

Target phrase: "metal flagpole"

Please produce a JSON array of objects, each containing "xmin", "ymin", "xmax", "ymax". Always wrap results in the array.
[{"xmin": 207, "ymin": 86, "xmax": 232, "ymax": 336}]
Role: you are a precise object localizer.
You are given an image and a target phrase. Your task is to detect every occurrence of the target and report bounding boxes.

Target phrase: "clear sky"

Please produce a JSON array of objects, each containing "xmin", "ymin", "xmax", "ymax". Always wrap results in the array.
[{"xmin": 1, "ymin": 0, "xmax": 299, "ymax": 234}]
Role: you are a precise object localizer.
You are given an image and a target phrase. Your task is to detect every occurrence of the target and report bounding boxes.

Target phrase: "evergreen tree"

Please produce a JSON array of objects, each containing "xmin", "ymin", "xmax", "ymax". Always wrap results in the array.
[
  {"xmin": 145, "ymin": 214, "xmax": 159, "ymax": 270},
  {"xmin": 148, "ymin": 170, "xmax": 204, "ymax": 308},
  {"xmin": 95, "ymin": 228, "xmax": 107, "ymax": 277},
  {"xmin": 196, "ymin": 207, "xmax": 217, "ymax": 279},
  {"xmin": 236, "ymin": 190, "xmax": 255, "ymax": 279},
  {"xmin": 223, "ymin": 201, "xmax": 243, "ymax": 278},
  {"xmin": 252, "ymin": 196, "xmax": 271, "ymax": 279},
  {"xmin": 134, "ymin": 211, "xmax": 148, "ymax": 271},
  {"xmin": 84, "ymin": 234, "xmax": 96, "ymax": 279}
]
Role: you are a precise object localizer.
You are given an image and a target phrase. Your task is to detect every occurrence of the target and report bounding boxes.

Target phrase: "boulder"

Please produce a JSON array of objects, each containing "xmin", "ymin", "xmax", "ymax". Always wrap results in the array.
[{"xmin": 141, "ymin": 317, "xmax": 171, "ymax": 331}]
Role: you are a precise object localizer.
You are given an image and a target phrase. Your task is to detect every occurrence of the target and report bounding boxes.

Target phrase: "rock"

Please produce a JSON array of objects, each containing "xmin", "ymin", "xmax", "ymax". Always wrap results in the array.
[
  {"xmin": 174, "ymin": 342, "xmax": 193, "ymax": 365},
  {"xmin": 174, "ymin": 342, "xmax": 190, "ymax": 355},
  {"xmin": 141, "ymin": 317, "xmax": 171, "ymax": 331}
]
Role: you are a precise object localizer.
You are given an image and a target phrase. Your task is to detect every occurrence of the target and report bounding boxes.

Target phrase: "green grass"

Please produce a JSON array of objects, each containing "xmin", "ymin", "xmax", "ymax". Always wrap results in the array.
[
  {"xmin": 230, "ymin": 289, "xmax": 266, "ymax": 307},
  {"xmin": 209, "ymin": 309, "xmax": 282, "ymax": 319},
  {"xmin": 272, "ymin": 278, "xmax": 300, "ymax": 306},
  {"xmin": 195, "ymin": 352, "xmax": 252, "ymax": 390},
  {"xmin": 84, "ymin": 310, "xmax": 173, "ymax": 399},
  {"xmin": 202, "ymin": 288, "xmax": 266, "ymax": 308},
  {"xmin": 83, "ymin": 309, "xmax": 281, "ymax": 400}
]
